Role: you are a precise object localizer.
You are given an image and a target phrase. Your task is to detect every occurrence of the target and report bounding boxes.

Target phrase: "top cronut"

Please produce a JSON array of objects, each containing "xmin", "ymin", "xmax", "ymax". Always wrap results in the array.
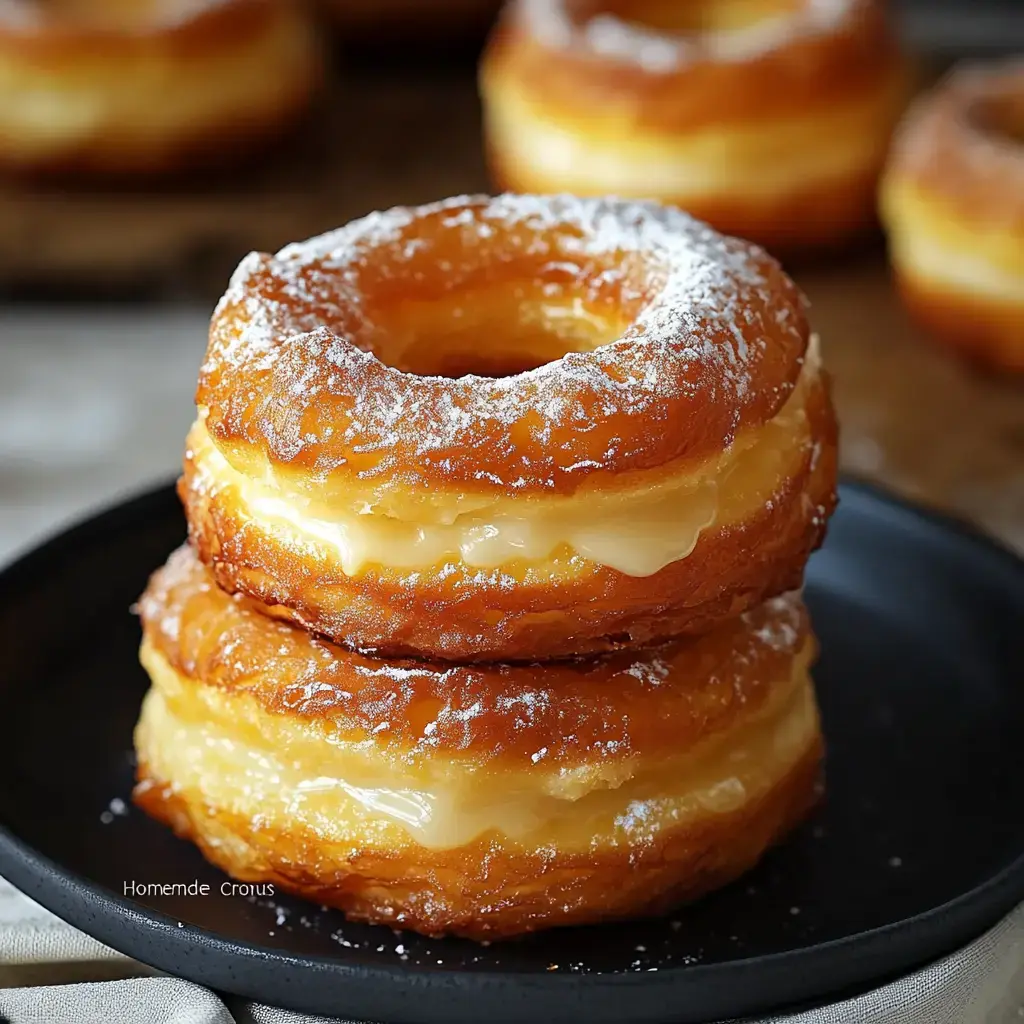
[{"xmin": 198, "ymin": 194, "xmax": 810, "ymax": 502}]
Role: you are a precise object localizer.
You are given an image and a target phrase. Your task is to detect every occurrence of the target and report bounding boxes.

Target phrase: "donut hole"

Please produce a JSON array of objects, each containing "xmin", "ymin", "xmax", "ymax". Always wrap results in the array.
[
  {"xmin": 579, "ymin": 0, "xmax": 802, "ymax": 36},
  {"xmin": 365, "ymin": 283, "xmax": 630, "ymax": 379}
]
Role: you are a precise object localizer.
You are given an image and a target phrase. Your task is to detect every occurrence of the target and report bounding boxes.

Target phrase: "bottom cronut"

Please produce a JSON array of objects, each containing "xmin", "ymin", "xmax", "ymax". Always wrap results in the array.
[{"xmin": 134, "ymin": 649, "xmax": 823, "ymax": 939}]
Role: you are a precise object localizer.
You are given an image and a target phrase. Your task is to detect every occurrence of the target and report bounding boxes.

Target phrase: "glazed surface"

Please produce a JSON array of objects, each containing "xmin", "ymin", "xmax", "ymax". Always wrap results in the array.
[
  {"xmin": 140, "ymin": 544, "xmax": 814, "ymax": 774},
  {"xmin": 136, "ymin": 643, "xmax": 816, "ymax": 847},
  {"xmin": 188, "ymin": 337, "xmax": 822, "ymax": 574},
  {"xmin": 182, "ymin": 356, "xmax": 835, "ymax": 659},
  {"xmin": 134, "ymin": 546, "xmax": 823, "ymax": 937},
  {"xmin": 189, "ymin": 195, "xmax": 836, "ymax": 658},
  {"xmin": 200, "ymin": 194, "xmax": 810, "ymax": 500}
]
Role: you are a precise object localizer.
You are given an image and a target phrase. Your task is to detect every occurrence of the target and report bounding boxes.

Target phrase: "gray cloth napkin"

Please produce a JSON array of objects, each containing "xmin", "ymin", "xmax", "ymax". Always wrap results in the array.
[{"xmin": 2, "ymin": 878, "xmax": 1023, "ymax": 1024}]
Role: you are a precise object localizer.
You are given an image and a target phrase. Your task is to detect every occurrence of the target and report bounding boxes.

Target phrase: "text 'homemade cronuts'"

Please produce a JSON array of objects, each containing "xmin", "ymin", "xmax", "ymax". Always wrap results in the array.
[{"xmin": 184, "ymin": 194, "xmax": 838, "ymax": 661}]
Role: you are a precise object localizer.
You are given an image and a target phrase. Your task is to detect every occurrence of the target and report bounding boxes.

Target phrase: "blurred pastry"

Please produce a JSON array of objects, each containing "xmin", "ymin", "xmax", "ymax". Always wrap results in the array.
[
  {"xmin": 880, "ymin": 59, "xmax": 1024, "ymax": 373},
  {"xmin": 480, "ymin": 0, "xmax": 907, "ymax": 251},
  {"xmin": 182, "ymin": 193, "xmax": 837, "ymax": 662},
  {"xmin": 134, "ymin": 545, "xmax": 824, "ymax": 940},
  {"xmin": 0, "ymin": 0, "xmax": 322, "ymax": 175}
]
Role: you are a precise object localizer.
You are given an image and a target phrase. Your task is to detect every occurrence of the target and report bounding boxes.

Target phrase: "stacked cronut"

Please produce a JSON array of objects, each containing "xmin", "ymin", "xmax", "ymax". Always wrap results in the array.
[{"xmin": 133, "ymin": 194, "xmax": 838, "ymax": 940}]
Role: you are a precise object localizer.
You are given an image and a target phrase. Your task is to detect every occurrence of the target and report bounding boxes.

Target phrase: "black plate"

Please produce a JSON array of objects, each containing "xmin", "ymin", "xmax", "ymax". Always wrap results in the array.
[{"xmin": 0, "ymin": 482, "xmax": 1022, "ymax": 1024}]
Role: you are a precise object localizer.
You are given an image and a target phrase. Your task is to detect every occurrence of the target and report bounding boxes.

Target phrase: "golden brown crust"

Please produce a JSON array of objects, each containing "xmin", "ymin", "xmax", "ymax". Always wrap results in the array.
[
  {"xmin": 884, "ymin": 59, "xmax": 1024, "ymax": 233},
  {"xmin": 133, "ymin": 557, "xmax": 823, "ymax": 938},
  {"xmin": 880, "ymin": 61, "xmax": 1024, "ymax": 373},
  {"xmin": 190, "ymin": 196, "xmax": 836, "ymax": 661},
  {"xmin": 489, "ymin": 150, "xmax": 883, "ymax": 254},
  {"xmin": 138, "ymin": 544, "xmax": 814, "ymax": 771},
  {"xmin": 894, "ymin": 273, "xmax": 1024, "ymax": 375},
  {"xmin": 134, "ymin": 739, "xmax": 822, "ymax": 939},
  {"xmin": 0, "ymin": 0, "xmax": 322, "ymax": 176},
  {"xmin": 484, "ymin": 0, "xmax": 900, "ymax": 132},
  {"xmin": 180, "ymin": 369, "xmax": 836, "ymax": 661},
  {"xmin": 480, "ymin": 2, "xmax": 904, "ymax": 251},
  {"xmin": 199, "ymin": 195, "xmax": 811, "ymax": 499}
]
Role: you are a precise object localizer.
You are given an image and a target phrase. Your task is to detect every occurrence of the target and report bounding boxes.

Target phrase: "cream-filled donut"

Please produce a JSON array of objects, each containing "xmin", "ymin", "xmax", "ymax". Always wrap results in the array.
[
  {"xmin": 183, "ymin": 194, "xmax": 838, "ymax": 661},
  {"xmin": 881, "ymin": 59, "xmax": 1024, "ymax": 373},
  {"xmin": 0, "ymin": 0, "xmax": 322, "ymax": 175},
  {"xmin": 481, "ymin": 0, "xmax": 907, "ymax": 251},
  {"xmin": 135, "ymin": 545, "xmax": 824, "ymax": 939}
]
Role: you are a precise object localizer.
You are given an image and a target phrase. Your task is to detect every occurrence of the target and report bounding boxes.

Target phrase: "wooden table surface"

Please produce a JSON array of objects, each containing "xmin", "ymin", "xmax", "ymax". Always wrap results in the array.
[{"xmin": 0, "ymin": 66, "xmax": 1020, "ymax": 553}]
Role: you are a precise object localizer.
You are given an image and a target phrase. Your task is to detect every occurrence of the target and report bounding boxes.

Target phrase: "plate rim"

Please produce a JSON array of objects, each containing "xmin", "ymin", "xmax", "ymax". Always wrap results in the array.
[{"xmin": 0, "ymin": 479, "xmax": 1022, "ymax": 1023}]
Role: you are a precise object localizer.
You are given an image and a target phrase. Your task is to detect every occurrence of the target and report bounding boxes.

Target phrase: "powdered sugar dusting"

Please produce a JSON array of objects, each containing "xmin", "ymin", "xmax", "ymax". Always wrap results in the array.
[
  {"xmin": 201, "ymin": 194, "xmax": 807, "ymax": 493},
  {"xmin": 142, "ymin": 547, "xmax": 809, "ymax": 773},
  {"xmin": 519, "ymin": 0, "xmax": 857, "ymax": 72},
  {"xmin": 743, "ymin": 592, "xmax": 804, "ymax": 653}
]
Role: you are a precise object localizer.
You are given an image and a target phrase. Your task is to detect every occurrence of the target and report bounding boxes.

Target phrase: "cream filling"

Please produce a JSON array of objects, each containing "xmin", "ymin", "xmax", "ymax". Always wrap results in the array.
[
  {"xmin": 485, "ymin": 83, "xmax": 896, "ymax": 198},
  {"xmin": 137, "ymin": 643, "xmax": 818, "ymax": 851},
  {"xmin": 195, "ymin": 342, "xmax": 818, "ymax": 578},
  {"xmin": 890, "ymin": 230, "xmax": 1024, "ymax": 303},
  {"xmin": 0, "ymin": 14, "xmax": 313, "ymax": 155}
]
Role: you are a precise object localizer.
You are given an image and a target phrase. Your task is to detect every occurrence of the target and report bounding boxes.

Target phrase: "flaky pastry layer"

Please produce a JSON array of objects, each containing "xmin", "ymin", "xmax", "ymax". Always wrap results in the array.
[
  {"xmin": 134, "ymin": 551, "xmax": 823, "ymax": 937},
  {"xmin": 191, "ymin": 336, "xmax": 822, "ymax": 572},
  {"xmin": 0, "ymin": 0, "xmax": 321, "ymax": 174},
  {"xmin": 200, "ymin": 195, "xmax": 813, "ymax": 501},
  {"xmin": 136, "ymin": 737, "xmax": 821, "ymax": 939},
  {"xmin": 139, "ymin": 545, "xmax": 816, "ymax": 774},
  {"xmin": 182, "ymin": 359, "xmax": 836, "ymax": 659},
  {"xmin": 190, "ymin": 196, "xmax": 837, "ymax": 659}
]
